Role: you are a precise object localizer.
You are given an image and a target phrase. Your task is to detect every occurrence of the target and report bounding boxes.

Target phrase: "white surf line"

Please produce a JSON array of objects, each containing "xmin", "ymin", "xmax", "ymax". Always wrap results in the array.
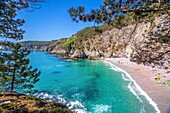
[{"xmin": 103, "ymin": 61, "xmax": 160, "ymax": 113}]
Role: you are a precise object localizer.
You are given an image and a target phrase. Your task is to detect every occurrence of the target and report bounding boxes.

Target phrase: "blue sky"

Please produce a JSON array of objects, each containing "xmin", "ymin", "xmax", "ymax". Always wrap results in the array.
[{"xmin": 18, "ymin": 0, "xmax": 103, "ymax": 41}]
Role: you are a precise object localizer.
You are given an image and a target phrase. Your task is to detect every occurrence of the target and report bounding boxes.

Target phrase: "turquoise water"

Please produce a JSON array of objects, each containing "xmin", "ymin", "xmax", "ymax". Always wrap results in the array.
[{"xmin": 28, "ymin": 52, "xmax": 158, "ymax": 113}]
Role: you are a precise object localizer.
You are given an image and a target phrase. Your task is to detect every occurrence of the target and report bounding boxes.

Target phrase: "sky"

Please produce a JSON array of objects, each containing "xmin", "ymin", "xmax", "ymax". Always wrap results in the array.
[{"xmin": 18, "ymin": 0, "xmax": 103, "ymax": 41}]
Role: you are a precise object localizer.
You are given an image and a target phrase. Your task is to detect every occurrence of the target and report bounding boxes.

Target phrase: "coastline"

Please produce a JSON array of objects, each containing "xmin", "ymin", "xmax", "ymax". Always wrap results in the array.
[
  {"xmin": 0, "ymin": 92, "xmax": 71, "ymax": 113},
  {"xmin": 105, "ymin": 58, "xmax": 170, "ymax": 113}
]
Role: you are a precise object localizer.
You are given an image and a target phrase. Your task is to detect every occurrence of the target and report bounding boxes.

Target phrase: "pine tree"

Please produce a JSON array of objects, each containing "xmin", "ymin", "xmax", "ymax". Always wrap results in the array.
[
  {"xmin": 0, "ymin": 0, "xmax": 45, "ymax": 40},
  {"xmin": 0, "ymin": 42, "xmax": 40, "ymax": 94},
  {"xmin": 0, "ymin": 51, "xmax": 12, "ymax": 91},
  {"xmin": 0, "ymin": 0, "xmax": 44, "ymax": 94},
  {"xmin": 68, "ymin": 0, "xmax": 170, "ymax": 24}
]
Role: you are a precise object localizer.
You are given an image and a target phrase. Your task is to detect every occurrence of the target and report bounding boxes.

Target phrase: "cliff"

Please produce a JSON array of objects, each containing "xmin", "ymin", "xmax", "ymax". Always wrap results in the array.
[
  {"xmin": 48, "ymin": 14, "xmax": 170, "ymax": 69},
  {"xmin": 19, "ymin": 41, "xmax": 50, "ymax": 51},
  {"xmin": 47, "ymin": 38, "xmax": 68, "ymax": 56}
]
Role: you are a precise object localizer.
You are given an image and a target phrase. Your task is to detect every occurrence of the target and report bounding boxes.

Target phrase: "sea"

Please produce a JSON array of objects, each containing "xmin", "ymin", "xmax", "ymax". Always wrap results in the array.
[{"xmin": 21, "ymin": 52, "xmax": 160, "ymax": 112}]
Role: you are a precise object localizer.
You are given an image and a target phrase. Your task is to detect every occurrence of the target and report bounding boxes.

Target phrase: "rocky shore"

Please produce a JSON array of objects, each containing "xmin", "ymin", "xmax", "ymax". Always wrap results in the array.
[{"xmin": 0, "ymin": 92, "xmax": 72, "ymax": 113}]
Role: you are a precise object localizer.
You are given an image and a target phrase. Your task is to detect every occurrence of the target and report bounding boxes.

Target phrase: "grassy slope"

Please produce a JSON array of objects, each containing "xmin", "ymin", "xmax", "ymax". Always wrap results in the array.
[{"xmin": 0, "ymin": 92, "xmax": 72, "ymax": 113}]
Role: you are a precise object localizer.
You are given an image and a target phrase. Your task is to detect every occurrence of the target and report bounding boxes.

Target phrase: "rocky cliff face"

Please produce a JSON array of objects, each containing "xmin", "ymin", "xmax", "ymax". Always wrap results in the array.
[
  {"xmin": 47, "ymin": 38, "xmax": 68, "ymax": 56},
  {"xmin": 48, "ymin": 14, "xmax": 170, "ymax": 68}
]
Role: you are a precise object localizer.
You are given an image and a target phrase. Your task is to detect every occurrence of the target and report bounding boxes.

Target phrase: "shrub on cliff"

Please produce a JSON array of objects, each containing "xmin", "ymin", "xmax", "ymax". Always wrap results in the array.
[{"xmin": 61, "ymin": 37, "xmax": 75, "ymax": 49}]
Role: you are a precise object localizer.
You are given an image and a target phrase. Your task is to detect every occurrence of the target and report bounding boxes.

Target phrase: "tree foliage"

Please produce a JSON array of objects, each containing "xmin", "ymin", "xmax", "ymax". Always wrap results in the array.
[
  {"xmin": 0, "ymin": 0, "xmax": 45, "ymax": 40},
  {"xmin": 0, "ymin": 0, "xmax": 44, "ymax": 93},
  {"xmin": 68, "ymin": 0, "xmax": 170, "ymax": 24},
  {"xmin": 0, "ymin": 42, "xmax": 40, "ymax": 94}
]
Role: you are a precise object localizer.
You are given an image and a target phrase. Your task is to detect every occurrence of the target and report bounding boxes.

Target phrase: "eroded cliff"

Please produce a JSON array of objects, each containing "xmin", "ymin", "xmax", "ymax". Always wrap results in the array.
[{"xmin": 47, "ymin": 14, "xmax": 170, "ymax": 69}]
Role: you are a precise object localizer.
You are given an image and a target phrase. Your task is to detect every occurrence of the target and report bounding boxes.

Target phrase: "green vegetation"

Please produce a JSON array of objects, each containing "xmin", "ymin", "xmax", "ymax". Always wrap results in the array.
[
  {"xmin": 68, "ymin": 0, "xmax": 170, "ymax": 25},
  {"xmin": 0, "ymin": 1, "xmax": 43, "ymax": 94},
  {"xmin": 49, "ymin": 11, "xmax": 169, "ymax": 54},
  {"xmin": 47, "ymin": 38, "xmax": 68, "ymax": 51},
  {"xmin": 0, "ymin": 43, "xmax": 40, "ymax": 94},
  {"xmin": 68, "ymin": 0, "xmax": 170, "ymax": 45},
  {"xmin": 163, "ymin": 80, "xmax": 170, "ymax": 86},
  {"xmin": 76, "ymin": 27, "xmax": 99, "ymax": 39},
  {"xmin": 0, "ymin": 92, "xmax": 72, "ymax": 113},
  {"xmin": 71, "ymin": 12, "xmax": 156, "ymax": 43},
  {"xmin": 61, "ymin": 37, "xmax": 75, "ymax": 49},
  {"xmin": 0, "ymin": 1, "xmax": 44, "ymax": 40}
]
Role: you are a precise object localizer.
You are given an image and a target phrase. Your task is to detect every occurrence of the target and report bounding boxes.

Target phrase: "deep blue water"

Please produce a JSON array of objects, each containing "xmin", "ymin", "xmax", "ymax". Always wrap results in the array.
[{"xmin": 27, "ymin": 52, "xmax": 158, "ymax": 113}]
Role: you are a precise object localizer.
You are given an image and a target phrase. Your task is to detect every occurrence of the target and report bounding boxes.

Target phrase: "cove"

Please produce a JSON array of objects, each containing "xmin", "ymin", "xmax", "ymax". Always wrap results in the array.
[{"xmin": 29, "ymin": 51, "xmax": 159, "ymax": 113}]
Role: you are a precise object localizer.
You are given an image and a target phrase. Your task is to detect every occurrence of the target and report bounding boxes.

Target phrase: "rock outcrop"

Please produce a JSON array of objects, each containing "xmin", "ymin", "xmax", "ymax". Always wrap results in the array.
[
  {"xmin": 47, "ymin": 38, "xmax": 68, "ymax": 56},
  {"xmin": 0, "ymin": 92, "xmax": 72, "ymax": 113},
  {"xmin": 48, "ymin": 14, "xmax": 170, "ymax": 68}
]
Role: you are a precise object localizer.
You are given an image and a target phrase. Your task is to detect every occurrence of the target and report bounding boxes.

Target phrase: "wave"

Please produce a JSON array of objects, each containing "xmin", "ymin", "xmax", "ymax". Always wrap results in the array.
[
  {"xmin": 34, "ymin": 92, "xmax": 60, "ymax": 102},
  {"xmin": 121, "ymin": 73, "xmax": 131, "ymax": 81},
  {"xmin": 67, "ymin": 100, "xmax": 87, "ymax": 113},
  {"xmin": 34, "ymin": 92, "xmax": 87, "ymax": 113},
  {"xmin": 109, "ymin": 66, "xmax": 119, "ymax": 72},
  {"xmin": 92, "ymin": 104, "xmax": 111, "ymax": 113},
  {"xmin": 103, "ymin": 61, "xmax": 160, "ymax": 113}
]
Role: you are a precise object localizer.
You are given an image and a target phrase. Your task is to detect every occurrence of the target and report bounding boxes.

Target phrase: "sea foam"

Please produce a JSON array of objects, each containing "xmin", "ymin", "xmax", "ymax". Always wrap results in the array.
[
  {"xmin": 92, "ymin": 104, "xmax": 111, "ymax": 113},
  {"xmin": 67, "ymin": 100, "xmax": 87, "ymax": 112},
  {"xmin": 34, "ymin": 92, "xmax": 87, "ymax": 113},
  {"xmin": 103, "ymin": 61, "xmax": 160, "ymax": 113}
]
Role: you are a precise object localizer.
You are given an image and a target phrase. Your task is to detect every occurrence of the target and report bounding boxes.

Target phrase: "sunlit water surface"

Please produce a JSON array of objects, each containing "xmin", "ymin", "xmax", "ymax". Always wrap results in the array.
[{"xmin": 28, "ymin": 52, "xmax": 157, "ymax": 113}]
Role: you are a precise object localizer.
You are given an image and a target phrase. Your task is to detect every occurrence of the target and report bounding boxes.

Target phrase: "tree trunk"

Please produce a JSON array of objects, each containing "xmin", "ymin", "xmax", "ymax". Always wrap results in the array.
[{"xmin": 11, "ymin": 67, "xmax": 16, "ymax": 91}]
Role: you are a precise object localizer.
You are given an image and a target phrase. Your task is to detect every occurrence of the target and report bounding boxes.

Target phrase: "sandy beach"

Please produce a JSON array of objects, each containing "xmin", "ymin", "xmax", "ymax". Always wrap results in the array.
[{"xmin": 105, "ymin": 58, "xmax": 170, "ymax": 113}]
